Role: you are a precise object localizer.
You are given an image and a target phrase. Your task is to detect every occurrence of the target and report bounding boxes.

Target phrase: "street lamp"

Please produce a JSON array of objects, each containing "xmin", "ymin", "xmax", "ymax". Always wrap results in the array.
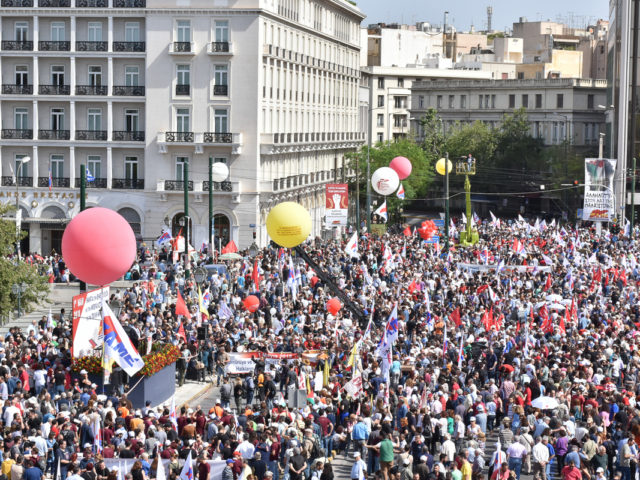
[
  {"xmin": 248, "ymin": 242, "xmax": 260, "ymax": 259},
  {"xmin": 436, "ymin": 155, "xmax": 452, "ymax": 252},
  {"xmin": 209, "ymin": 159, "xmax": 229, "ymax": 255},
  {"xmin": 11, "ymin": 282, "xmax": 27, "ymax": 317},
  {"xmin": 194, "ymin": 267, "xmax": 207, "ymax": 285},
  {"xmin": 15, "ymin": 156, "xmax": 30, "ymax": 259}
]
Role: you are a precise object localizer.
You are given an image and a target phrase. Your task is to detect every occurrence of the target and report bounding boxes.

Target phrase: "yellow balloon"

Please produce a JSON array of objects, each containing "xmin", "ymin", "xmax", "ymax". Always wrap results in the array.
[
  {"xmin": 436, "ymin": 158, "xmax": 453, "ymax": 176},
  {"xmin": 266, "ymin": 202, "xmax": 312, "ymax": 248}
]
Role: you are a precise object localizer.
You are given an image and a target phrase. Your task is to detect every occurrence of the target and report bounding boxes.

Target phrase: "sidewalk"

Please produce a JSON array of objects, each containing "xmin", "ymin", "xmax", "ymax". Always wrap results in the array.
[{"xmin": 158, "ymin": 378, "xmax": 213, "ymax": 410}]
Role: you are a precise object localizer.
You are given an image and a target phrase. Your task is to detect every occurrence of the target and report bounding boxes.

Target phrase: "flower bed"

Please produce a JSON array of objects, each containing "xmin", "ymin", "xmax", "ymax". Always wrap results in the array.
[{"xmin": 72, "ymin": 343, "xmax": 180, "ymax": 377}]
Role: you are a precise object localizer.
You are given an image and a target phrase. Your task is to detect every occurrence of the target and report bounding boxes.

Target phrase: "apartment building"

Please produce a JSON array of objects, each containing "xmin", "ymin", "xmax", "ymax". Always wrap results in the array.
[
  {"xmin": 409, "ymin": 78, "xmax": 607, "ymax": 148},
  {"xmin": 0, "ymin": 0, "xmax": 365, "ymax": 254}
]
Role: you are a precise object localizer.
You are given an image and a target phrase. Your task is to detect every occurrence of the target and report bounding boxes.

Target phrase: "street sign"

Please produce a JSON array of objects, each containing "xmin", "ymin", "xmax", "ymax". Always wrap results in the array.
[
  {"xmin": 249, "ymin": 224, "xmax": 256, "ymax": 228},
  {"xmin": 423, "ymin": 236, "xmax": 440, "ymax": 244},
  {"xmin": 433, "ymin": 219, "xmax": 445, "ymax": 228}
]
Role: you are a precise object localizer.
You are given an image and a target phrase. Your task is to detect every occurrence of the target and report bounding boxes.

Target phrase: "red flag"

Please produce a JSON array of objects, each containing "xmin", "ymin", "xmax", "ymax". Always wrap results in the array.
[
  {"xmin": 177, "ymin": 321, "xmax": 187, "ymax": 342},
  {"xmin": 408, "ymin": 280, "xmax": 418, "ymax": 293},
  {"xmin": 560, "ymin": 309, "xmax": 567, "ymax": 335},
  {"xmin": 175, "ymin": 290, "xmax": 190, "ymax": 317},
  {"xmin": 543, "ymin": 274, "xmax": 552, "ymax": 292},
  {"xmin": 450, "ymin": 307, "xmax": 462, "ymax": 328},
  {"xmin": 495, "ymin": 313, "xmax": 504, "ymax": 331},
  {"xmin": 221, "ymin": 240, "xmax": 238, "ymax": 254},
  {"xmin": 252, "ymin": 259, "xmax": 261, "ymax": 291},
  {"xmin": 593, "ymin": 268, "xmax": 602, "ymax": 282},
  {"xmin": 570, "ymin": 297, "xmax": 577, "ymax": 322},
  {"xmin": 529, "ymin": 305, "xmax": 535, "ymax": 327},
  {"xmin": 403, "ymin": 226, "xmax": 412, "ymax": 237}
]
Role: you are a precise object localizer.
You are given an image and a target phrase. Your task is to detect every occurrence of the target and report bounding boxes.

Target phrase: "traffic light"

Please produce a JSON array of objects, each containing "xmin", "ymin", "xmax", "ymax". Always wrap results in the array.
[{"xmin": 574, "ymin": 180, "xmax": 579, "ymax": 186}]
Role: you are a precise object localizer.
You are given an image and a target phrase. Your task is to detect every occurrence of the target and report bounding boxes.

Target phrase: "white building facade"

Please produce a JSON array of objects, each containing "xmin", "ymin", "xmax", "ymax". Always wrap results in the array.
[{"xmin": 0, "ymin": 0, "xmax": 364, "ymax": 254}]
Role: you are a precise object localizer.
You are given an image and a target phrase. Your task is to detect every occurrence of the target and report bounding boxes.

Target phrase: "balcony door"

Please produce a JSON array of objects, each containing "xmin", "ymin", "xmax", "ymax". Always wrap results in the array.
[
  {"xmin": 51, "ymin": 22, "xmax": 65, "ymax": 42},
  {"xmin": 88, "ymin": 108, "xmax": 102, "ymax": 131},
  {"xmin": 51, "ymin": 66, "xmax": 65, "ymax": 86},
  {"xmin": 88, "ymin": 66, "xmax": 102, "ymax": 87},
  {"xmin": 14, "ymin": 108, "xmax": 28, "ymax": 130},
  {"xmin": 214, "ymin": 20, "xmax": 228, "ymax": 43},
  {"xmin": 15, "ymin": 22, "xmax": 28, "ymax": 42},
  {"xmin": 214, "ymin": 109, "xmax": 228, "ymax": 133},
  {"xmin": 50, "ymin": 155, "xmax": 64, "ymax": 178},
  {"xmin": 125, "ymin": 66, "xmax": 139, "ymax": 87},
  {"xmin": 88, "ymin": 22, "xmax": 102, "ymax": 42},
  {"xmin": 125, "ymin": 22, "xmax": 140, "ymax": 42},
  {"xmin": 51, "ymin": 108, "xmax": 64, "ymax": 130},
  {"xmin": 15, "ymin": 66, "xmax": 28, "ymax": 86},
  {"xmin": 15, "ymin": 155, "xmax": 29, "ymax": 178},
  {"xmin": 125, "ymin": 109, "xmax": 139, "ymax": 132},
  {"xmin": 87, "ymin": 155, "xmax": 101, "ymax": 179},
  {"xmin": 176, "ymin": 157, "xmax": 188, "ymax": 181},
  {"xmin": 176, "ymin": 109, "xmax": 190, "ymax": 133},
  {"xmin": 125, "ymin": 156, "xmax": 138, "ymax": 181}
]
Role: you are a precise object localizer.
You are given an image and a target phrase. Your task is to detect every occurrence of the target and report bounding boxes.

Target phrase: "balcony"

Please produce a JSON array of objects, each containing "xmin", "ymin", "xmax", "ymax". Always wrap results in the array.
[
  {"xmin": 112, "ymin": 85, "xmax": 145, "ymax": 96},
  {"xmin": 208, "ymin": 42, "xmax": 231, "ymax": 54},
  {"xmin": 76, "ymin": 41, "xmax": 108, "ymax": 52},
  {"xmin": 39, "ymin": 41, "xmax": 71, "ymax": 51},
  {"xmin": 76, "ymin": 177, "xmax": 107, "ymax": 188},
  {"xmin": 202, "ymin": 180, "xmax": 232, "ymax": 192},
  {"xmin": 164, "ymin": 180, "xmax": 193, "ymax": 191},
  {"xmin": 164, "ymin": 131, "xmax": 193, "ymax": 142},
  {"xmin": 39, "ymin": 85, "xmax": 70, "ymax": 95},
  {"xmin": 113, "ymin": 0, "xmax": 145, "ymax": 6},
  {"xmin": 175, "ymin": 84, "xmax": 190, "ymax": 96},
  {"xmin": 76, "ymin": 85, "xmax": 107, "ymax": 96},
  {"xmin": 2, "ymin": 0, "xmax": 33, "ymax": 5},
  {"xmin": 38, "ymin": 177, "xmax": 69, "ymax": 188},
  {"xmin": 112, "ymin": 178, "xmax": 144, "ymax": 189},
  {"xmin": 76, "ymin": 0, "xmax": 106, "ymax": 5},
  {"xmin": 39, "ymin": 129, "xmax": 70, "ymax": 140},
  {"xmin": 2, "ymin": 84, "xmax": 33, "ymax": 95},
  {"xmin": 170, "ymin": 42, "xmax": 193, "ymax": 54},
  {"xmin": 1, "ymin": 177, "xmax": 32, "ymax": 187},
  {"xmin": 38, "ymin": 0, "xmax": 70, "ymax": 5},
  {"xmin": 76, "ymin": 130, "xmax": 107, "ymax": 141},
  {"xmin": 1, "ymin": 41, "xmax": 33, "ymax": 51},
  {"xmin": 1, "ymin": 129, "xmax": 33, "ymax": 139},
  {"xmin": 203, "ymin": 132, "xmax": 232, "ymax": 143},
  {"xmin": 112, "ymin": 131, "xmax": 145, "ymax": 141},
  {"xmin": 213, "ymin": 84, "xmax": 228, "ymax": 96},
  {"xmin": 113, "ymin": 42, "xmax": 145, "ymax": 52}
]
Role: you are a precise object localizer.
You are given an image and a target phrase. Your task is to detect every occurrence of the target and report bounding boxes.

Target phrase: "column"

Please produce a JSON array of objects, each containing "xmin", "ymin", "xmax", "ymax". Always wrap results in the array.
[
  {"xmin": 33, "ymin": 16, "xmax": 38, "ymax": 47},
  {"xmin": 108, "ymin": 17, "xmax": 113, "ymax": 53},
  {"xmin": 32, "ymin": 146, "xmax": 39, "ymax": 188},
  {"xmin": 70, "ymin": 17, "xmax": 76, "ymax": 52},
  {"xmin": 106, "ymin": 146, "xmax": 113, "ymax": 189},
  {"xmin": 107, "ymin": 101, "xmax": 113, "ymax": 141},
  {"xmin": 70, "ymin": 101, "xmax": 76, "ymax": 143},
  {"xmin": 70, "ymin": 57, "xmax": 76, "ymax": 94},
  {"xmin": 69, "ymin": 146, "xmax": 76, "ymax": 188},
  {"xmin": 29, "ymin": 223, "xmax": 42, "ymax": 256},
  {"xmin": 108, "ymin": 57, "xmax": 114, "ymax": 97},
  {"xmin": 33, "ymin": 57, "xmax": 39, "ymax": 94},
  {"xmin": 32, "ymin": 100, "xmax": 39, "ymax": 146}
]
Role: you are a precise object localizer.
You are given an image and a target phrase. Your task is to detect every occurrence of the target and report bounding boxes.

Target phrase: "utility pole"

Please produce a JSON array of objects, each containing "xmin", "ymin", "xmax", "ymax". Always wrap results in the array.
[
  {"xmin": 633, "ymin": 157, "xmax": 637, "ymax": 238},
  {"xmin": 80, "ymin": 164, "xmax": 86, "ymax": 292},
  {"xmin": 444, "ymin": 152, "xmax": 450, "ymax": 253},
  {"xmin": 183, "ymin": 162, "xmax": 190, "ymax": 278},
  {"xmin": 208, "ymin": 157, "xmax": 213, "ymax": 255}
]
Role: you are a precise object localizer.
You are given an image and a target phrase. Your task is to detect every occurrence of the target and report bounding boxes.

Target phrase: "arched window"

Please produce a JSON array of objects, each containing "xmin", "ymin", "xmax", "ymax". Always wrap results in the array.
[
  {"xmin": 117, "ymin": 208, "xmax": 142, "ymax": 239},
  {"xmin": 213, "ymin": 213, "xmax": 230, "ymax": 247}
]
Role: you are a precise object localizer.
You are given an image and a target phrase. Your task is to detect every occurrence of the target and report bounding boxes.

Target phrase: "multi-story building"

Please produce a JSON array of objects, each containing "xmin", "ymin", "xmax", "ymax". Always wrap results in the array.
[
  {"xmin": 0, "ymin": 0, "xmax": 365, "ymax": 254},
  {"xmin": 409, "ymin": 78, "xmax": 607, "ymax": 148}
]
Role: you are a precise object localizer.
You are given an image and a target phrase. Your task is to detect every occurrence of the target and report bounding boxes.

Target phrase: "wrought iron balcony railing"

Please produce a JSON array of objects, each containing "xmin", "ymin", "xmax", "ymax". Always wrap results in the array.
[
  {"xmin": 112, "ymin": 131, "xmax": 144, "ymax": 141},
  {"xmin": 172, "ymin": 42, "xmax": 191, "ymax": 52},
  {"xmin": 76, "ymin": 41, "xmax": 107, "ymax": 52},
  {"xmin": 39, "ymin": 41, "xmax": 70, "ymax": 51},
  {"xmin": 213, "ymin": 84, "xmax": 228, "ymax": 96},
  {"xmin": 164, "ymin": 131, "xmax": 193, "ymax": 142},
  {"xmin": 76, "ymin": 130, "xmax": 107, "ymax": 141},
  {"xmin": 113, "ymin": 41, "xmax": 145, "ymax": 52},
  {"xmin": 39, "ymin": 129, "xmax": 70, "ymax": 140},
  {"xmin": 1, "ymin": 177, "xmax": 32, "ymax": 187},
  {"xmin": 210, "ymin": 42, "xmax": 230, "ymax": 52},
  {"xmin": 1, "ymin": 41, "xmax": 33, "ymax": 51},
  {"xmin": 112, "ymin": 178, "xmax": 144, "ymax": 189},
  {"xmin": 112, "ymin": 85, "xmax": 145, "ymax": 96},
  {"xmin": 2, "ymin": 85, "xmax": 32, "ymax": 95},
  {"xmin": 203, "ymin": 132, "xmax": 232, "ymax": 143},
  {"xmin": 76, "ymin": 177, "xmax": 107, "ymax": 188},
  {"xmin": 175, "ymin": 84, "xmax": 190, "ymax": 96},
  {"xmin": 164, "ymin": 180, "xmax": 193, "ymax": 191},
  {"xmin": 75, "ymin": 85, "xmax": 107, "ymax": 96},
  {"xmin": 39, "ymin": 85, "xmax": 70, "ymax": 95},
  {"xmin": 202, "ymin": 180, "xmax": 232, "ymax": 192},
  {"xmin": 38, "ymin": 177, "xmax": 70, "ymax": 188},
  {"xmin": 1, "ymin": 129, "xmax": 33, "ymax": 139}
]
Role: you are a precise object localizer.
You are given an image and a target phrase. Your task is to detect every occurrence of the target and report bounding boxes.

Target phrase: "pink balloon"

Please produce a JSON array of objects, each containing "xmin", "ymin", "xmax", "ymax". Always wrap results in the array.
[
  {"xmin": 62, "ymin": 207, "xmax": 136, "ymax": 285},
  {"xmin": 389, "ymin": 156, "xmax": 412, "ymax": 180}
]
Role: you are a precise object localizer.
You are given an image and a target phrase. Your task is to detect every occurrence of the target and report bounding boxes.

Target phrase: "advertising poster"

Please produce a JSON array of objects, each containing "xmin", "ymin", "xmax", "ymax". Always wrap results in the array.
[
  {"xmin": 583, "ymin": 158, "xmax": 617, "ymax": 221},
  {"xmin": 325, "ymin": 184, "xmax": 348, "ymax": 226},
  {"xmin": 72, "ymin": 286, "xmax": 109, "ymax": 357}
]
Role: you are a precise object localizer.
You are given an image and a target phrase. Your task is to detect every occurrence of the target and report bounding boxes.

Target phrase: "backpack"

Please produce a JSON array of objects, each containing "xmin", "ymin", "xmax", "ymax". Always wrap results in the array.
[{"xmin": 245, "ymin": 376, "xmax": 255, "ymax": 391}]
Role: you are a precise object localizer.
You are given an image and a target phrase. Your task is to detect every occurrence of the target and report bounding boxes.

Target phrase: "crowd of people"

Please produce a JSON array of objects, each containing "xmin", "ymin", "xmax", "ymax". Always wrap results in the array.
[{"xmin": 6, "ymin": 215, "xmax": 640, "ymax": 480}]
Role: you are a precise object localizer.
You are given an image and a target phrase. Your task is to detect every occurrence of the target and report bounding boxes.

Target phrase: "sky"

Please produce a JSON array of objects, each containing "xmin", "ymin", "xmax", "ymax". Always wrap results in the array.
[{"xmin": 360, "ymin": 0, "xmax": 609, "ymax": 32}]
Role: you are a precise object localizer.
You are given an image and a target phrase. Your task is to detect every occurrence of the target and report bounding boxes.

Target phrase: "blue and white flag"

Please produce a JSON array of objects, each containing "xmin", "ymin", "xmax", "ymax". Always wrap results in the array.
[{"xmin": 86, "ymin": 167, "xmax": 95, "ymax": 182}]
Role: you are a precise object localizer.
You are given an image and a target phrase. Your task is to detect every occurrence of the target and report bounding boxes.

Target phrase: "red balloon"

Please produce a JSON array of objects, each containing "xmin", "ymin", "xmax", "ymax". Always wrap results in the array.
[
  {"xmin": 243, "ymin": 295, "xmax": 260, "ymax": 313},
  {"xmin": 326, "ymin": 297, "xmax": 342, "ymax": 316},
  {"xmin": 62, "ymin": 207, "xmax": 136, "ymax": 286}
]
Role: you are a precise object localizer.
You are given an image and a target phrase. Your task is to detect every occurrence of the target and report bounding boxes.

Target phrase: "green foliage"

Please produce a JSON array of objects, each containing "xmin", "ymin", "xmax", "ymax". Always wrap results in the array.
[
  {"xmin": 445, "ymin": 121, "xmax": 497, "ymax": 164},
  {"xmin": 494, "ymin": 108, "xmax": 546, "ymax": 172},
  {"xmin": 418, "ymin": 108, "xmax": 446, "ymax": 161},
  {"xmin": 0, "ymin": 203, "xmax": 48, "ymax": 316}
]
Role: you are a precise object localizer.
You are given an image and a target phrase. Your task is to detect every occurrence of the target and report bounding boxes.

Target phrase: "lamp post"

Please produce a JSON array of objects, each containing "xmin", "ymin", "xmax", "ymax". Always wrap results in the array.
[
  {"xmin": 183, "ymin": 161, "xmax": 190, "ymax": 278},
  {"xmin": 436, "ymin": 155, "xmax": 452, "ymax": 253},
  {"xmin": 209, "ymin": 159, "xmax": 229, "ymax": 255},
  {"xmin": 11, "ymin": 282, "xmax": 27, "ymax": 317},
  {"xmin": 14, "ymin": 156, "xmax": 30, "ymax": 259}
]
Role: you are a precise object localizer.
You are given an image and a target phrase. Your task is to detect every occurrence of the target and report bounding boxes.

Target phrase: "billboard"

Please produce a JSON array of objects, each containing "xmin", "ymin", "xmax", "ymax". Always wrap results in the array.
[
  {"xmin": 325, "ymin": 184, "xmax": 348, "ymax": 226},
  {"xmin": 72, "ymin": 286, "xmax": 109, "ymax": 357},
  {"xmin": 583, "ymin": 158, "xmax": 617, "ymax": 222}
]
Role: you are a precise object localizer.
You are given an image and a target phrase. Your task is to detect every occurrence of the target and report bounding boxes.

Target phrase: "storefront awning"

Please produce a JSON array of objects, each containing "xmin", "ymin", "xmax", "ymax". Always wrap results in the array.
[{"xmin": 23, "ymin": 217, "xmax": 68, "ymax": 224}]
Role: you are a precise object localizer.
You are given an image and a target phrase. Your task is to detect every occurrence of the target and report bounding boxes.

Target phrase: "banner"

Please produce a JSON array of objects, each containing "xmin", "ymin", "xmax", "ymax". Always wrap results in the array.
[
  {"xmin": 102, "ymin": 300, "xmax": 145, "ymax": 377},
  {"xmin": 583, "ymin": 158, "xmax": 617, "ymax": 221},
  {"xmin": 72, "ymin": 287, "xmax": 110, "ymax": 358},
  {"xmin": 344, "ymin": 374, "xmax": 364, "ymax": 398},
  {"xmin": 456, "ymin": 263, "xmax": 552, "ymax": 273},
  {"xmin": 325, "ymin": 184, "xmax": 348, "ymax": 226},
  {"xmin": 226, "ymin": 351, "xmax": 325, "ymax": 374},
  {"xmin": 103, "ymin": 459, "xmax": 225, "ymax": 480}
]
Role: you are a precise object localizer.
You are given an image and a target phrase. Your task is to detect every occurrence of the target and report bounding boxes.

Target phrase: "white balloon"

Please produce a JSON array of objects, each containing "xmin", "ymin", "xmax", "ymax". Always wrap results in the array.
[
  {"xmin": 371, "ymin": 167, "xmax": 400, "ymax": 196},
  {"xmin": 211, "ymin": 162, "xmax": 229, "ymax": 182}
]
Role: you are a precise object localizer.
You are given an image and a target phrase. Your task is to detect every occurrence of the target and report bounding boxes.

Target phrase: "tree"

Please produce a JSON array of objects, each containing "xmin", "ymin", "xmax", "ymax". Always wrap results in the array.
[
  {"xmin": 418, "ymin": 108, "xmax": 446, "ymax": 161},
  {"xmin": 494, "ymin": 107, "xmax": 546, "ymax": 173},
  {"xmin": 445, "ymin": 120, "xmax": 497, "ymax": 165},
  {"xmin": 0, "ymin": 204, "xmax": 48, "ymax": 317}
]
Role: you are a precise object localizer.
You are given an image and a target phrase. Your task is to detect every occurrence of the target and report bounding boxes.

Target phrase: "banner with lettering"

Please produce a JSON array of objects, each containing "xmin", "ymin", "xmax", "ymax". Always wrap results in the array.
[
  {"xmin": 226, "ymin": 351, "xmax": 325, "ymax": 374},
  {"xmin": 583, "ymin": 158, "xmax": 617, "ymax": 222},
  {"xmin": 72, "ymin": 287, "xmax": 110, "ymax": 357},
  {"xmin": 325, "ymin": 184, "xmax": 348, "ymax": 226}
]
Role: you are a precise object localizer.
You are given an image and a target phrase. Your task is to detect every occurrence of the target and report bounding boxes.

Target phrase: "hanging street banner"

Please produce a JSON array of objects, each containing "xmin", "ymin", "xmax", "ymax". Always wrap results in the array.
[
  {"xmin": 325, "ymin": 184, "xmax": 349, "ymax": 226},
  {"xmin": 583, "ymin": 158, "xmax": 617, "ymax": 222},
  {"xmin": 72, "ymin": 286, "xmax": 110, "ymax": 357}
]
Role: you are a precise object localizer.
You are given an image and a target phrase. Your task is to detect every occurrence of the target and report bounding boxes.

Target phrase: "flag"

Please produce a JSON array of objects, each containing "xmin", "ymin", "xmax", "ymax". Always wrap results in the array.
[
  {"xmin": 560, "ymin": 309, "xmax": 567, "ymax": 335},
  {"xmin": 450, "ymin": 307, "xmax": 462, "ymax": 328},
  {"xmin": 156, "ymin": 448, "xmax": 167, "ymax": 480},
  {"xmin": 86, "ymin": 167, "xmax": 95, "ymax": 182},
  {"xmin": 56, "ymin": 459, "xmax": 61, "ymax": 480},
  {"xmin": 457, "ymin": 338, "xmax": 464, "ymax": 369},
  {"xmin": 347, "ymin": 341, "xmax": 360, "ymax": 368},
  {"xmin": 221, "ymin": 240, "xmax": 238, "ymax": 254},
  {"xmin": 408, "ymin": 280, "xmax": 418, "ymax": 294},
  {"xmin": 169, "ymin": 395, "xmax": 178, "ymax": 432},
  {"xmin": 175, "ymin": 290, "xmax": 190, "ymax": 317},
  {"xmin": 156, "ymin": 228, "xmax": 172, "ymax": 248},
  {"xmin": 102, "ymin": 300, "xmax": 144, "ymax": 377},
  {"xmin": 345, "ymin": 232, "xmax": 358, "ymax": 257},
  {"xmin": 383, "ymin": 304, "xmax": 399, "ymax": 345},
  {"xmin": 442, "ymin": 323, "xmax": 448, "ymax": 361},
  {"xmin": 374, "ymin": 201, "xmax": 387, "ymax": 222},
  {"xmin": 48, "ymin": 166, "xmax": 53, "ymax": 192},
  {"xmin": 403, "ymin": 226, "xmax": 412, "ymax": 237},
  {"xmin": 179, "ymin": 451, "xmax": 194, "ymax": 480},
  {"xmin": 217, "ymin": 300, "xmax": 233, "ymax": 320},
  {"xmin": 252, "ymin": 259, "xmax": 261, "ymax": 291},
  {"xmin": 492, "ymin": 442, "xmax": 506, "ymax": 470},
  {"xmin": 198, "ymin": 286, "xmax": 209, "ymax": 319},
  {"xmin": 323, "ymin": 356, "xmax": 330, "ymax": 387},
  {"xmin": 462, "ymin": 212, "xmax": 467, "ymax": 224},
  {"xmin": 541, "ymin": 253, "xmax": 554, "ymax": 266},
  {"xmin": 513, "ymin": 238, "xmax": 526, "ymax": 255},
  {"xmin": 47, "ymin": 308, "xmax": 56, "ymax": 329},
  {"xmin": 396, "ymin": 183, "xmax": 405, "ymax": 199},
  {"xmin": 177, "ymin": 321, "xmax": 187, "ymax": 343},
  {"xmin": 93, "ymin": 415, "xmax": 102, "ymax": 453},
  {"xmin": 543, "ymin": 274, "xmax": 552, "ymax": 292}
]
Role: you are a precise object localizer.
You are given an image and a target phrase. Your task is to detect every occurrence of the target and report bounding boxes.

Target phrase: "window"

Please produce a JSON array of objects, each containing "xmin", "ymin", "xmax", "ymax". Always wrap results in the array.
[
  {"xmin": 587, "ymin": 94, "xmax": 594, "ymax": 109},
  {"xmin": 394, "ymin": 96, "xmax": 406, "ymax": 108},
  {"xmin": 377, "ymin": 95, "xmax": 384, "ymax": 107},
  {"xmin": 460, "ymin": 95, "xmax": 466, "ymax": 108},
  {"xmin": 51, "ymin": 66, "xmax": 65, "ymax": 86},
  {"xmin": 177, "ymin": 65, "xmax": 190, "ymax": 86},
  {"xmin": 125, "ymin": 22, "xmax": 140, "ymax": 42},
  {"xmin": 522, "ymin": 94, "xmax": 528, "ymax": 108},
  {"xmin": 87, "ymin": 156, "xmax": 101, "ymax": 179},
  {"xmin": 552, "ymin": 122, "xmax": 558, "ymax": 142},
  {"xmin": 176, "ymin": 108, "xmax": 190, "ymax": 132},
  {"xmin": 125, "ymin": 109, "xmax": 139, "ymax": 131},
  {"xmin": 509, "ymin": 94, "xmax": 515, "ymax": 108},
  {"xmin": 377, "ymin": 77, "xmax": 384, "ymax": 89},
  {"xmin": 125, "ymin": 157, "xmax": 138, "ymax": 180},
  {"xmin": 88, "ymin": 108, "xmax": 102, "ymax": 131},
  {"xmin": 51, "ymin": 22, "xmax": 65, "ymax": 42},
  {"xmin": 485, "ymin": 95, "xmax": 490, "ymax": 109},
  {"xmin": 50, "ymin": 155, "xmax": 64, "ymax": 178},
  {"xmin": 14, "ymin": 108, "xmax": 28, "ymax": 130},
  {"xmin": 88, "ymin": 66, "xmax": 102, "ymax": 87},
  {"xmin": 376, "ymin": 114, "xmax": 384, "ymax": 127},
  {"xmin": 376, "ymin": 133, "xmax": 384, "ymax": 142},
  {"xmin": 397, "ymin": 78, "xmax": 404, "ymax": 88},
  {"xmin": 556, "ymin": 94, "xmax": 564, "ymax": 108},
  {"xmin": 478, "ymin": 95, "xmax": 483, "ymax": 109},
  {"xmin": 585, "ymin": 122, "xmax": 591, "ymax": 143},
  {"xmin": 88, "ymin": 22, "xmax": 102, "ymax": 42},
  {"xmin": 536, "ymin": 94, "xmax": 542, "ymax": 108},
  {"xmin": 214, "ymin": 65, "xmax": 228, "ymax": 86},
  {"xmin": 448, "ymin": 95, "xmax": 454, "ymax": 108},
  {"xmin": 517, "ymin": 72, "xmax": 525, "ymax": 80},
  {"xmin": 50, "ymin": 108, "xmax": 64, "ymax": 130},
  {"xmin": 215, "ymin": 20, "xmax": 229, "ymax": 43},
  {"xmin": 15, "ymin": 155, "xmax": 29, "ymax": 178},
  {"xmin": 125, "ymin": 66, "xmax": 139, "ymax": 86},
  {"xmin": 14, "ymin": 22, "xmax": 28, "ymax": 42},
  {"xmin": 436, "ymin": 95, "xmax": 442, "ymax": 108},
  {"xmin": 491, "ymin": 95, "xmax": 496, "ymax": 108},
  {"xmin": 176, "ymin": 20, "xmax": 191, "ymax": 43},
  {"xmin": 418, "ymin": 96, "xmax": 424, "ymax": 108},
  {"xmin": 214, "ymin": 109, "xmax": 228, "ymax": 132},
  {"xmin": 176, "ymin": 157, "xmax": 188, "ymax": 181},
  {"xmin": 15, "ymin": 66, "xmax": 28, "ymax": 86}
]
